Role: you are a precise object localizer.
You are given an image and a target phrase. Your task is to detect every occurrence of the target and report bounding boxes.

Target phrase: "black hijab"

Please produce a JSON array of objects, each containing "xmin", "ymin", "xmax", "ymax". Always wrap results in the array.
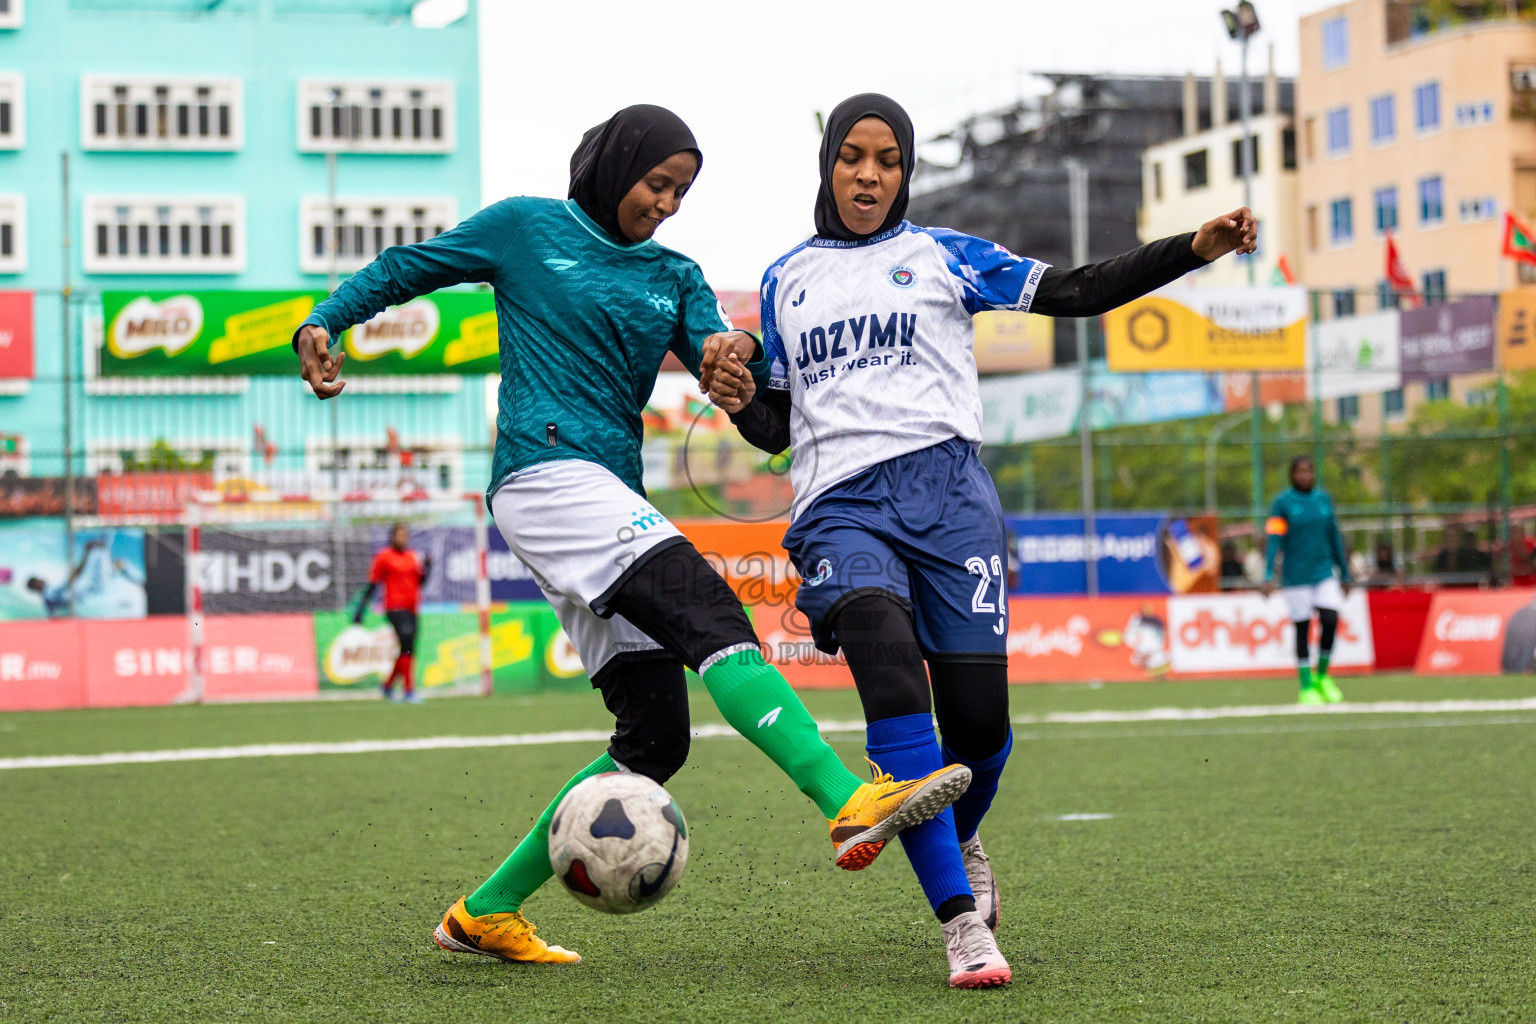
[
  {"xmin": 814, "ymin": 93, "xmax": 916, "ymax": 242},
  {"xmin": 568, "ymin": 104, "xmax": 701, "ymax": 244}
]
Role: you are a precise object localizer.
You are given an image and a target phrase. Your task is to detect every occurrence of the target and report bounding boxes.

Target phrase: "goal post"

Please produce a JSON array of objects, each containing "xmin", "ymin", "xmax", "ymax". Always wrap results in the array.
[{"xmin": 180, "ymin": 491, "xmax": 493, "ymax": 703}]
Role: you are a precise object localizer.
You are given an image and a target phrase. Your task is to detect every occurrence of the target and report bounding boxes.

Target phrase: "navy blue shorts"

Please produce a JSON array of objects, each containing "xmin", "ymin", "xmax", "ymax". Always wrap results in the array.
[{"xmin": 782, "ymin": 438, "xmax": 1009, "ymax": 661}]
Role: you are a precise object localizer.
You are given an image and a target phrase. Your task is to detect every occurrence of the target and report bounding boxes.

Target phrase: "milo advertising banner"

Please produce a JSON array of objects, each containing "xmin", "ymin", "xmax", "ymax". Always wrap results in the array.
[
  {"xmin": 339, "ymin": 292, "xmax": 498, "ymax": 374},
  {"xmin": 100, "ymin": 290, "xmax": 498, "ymax": 376},
  {"xmin": 101, "ymin": 291, "xmax": 326, "ymax": 376},
  {"xmin": 312, "ymin": 603, "xmax": 592, "ymax": 695}
]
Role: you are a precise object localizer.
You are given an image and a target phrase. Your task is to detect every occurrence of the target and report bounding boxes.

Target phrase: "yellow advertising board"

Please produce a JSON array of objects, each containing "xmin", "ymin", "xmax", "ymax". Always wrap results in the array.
[
  {"xmin": 1498, "ymin": 286, "xmax": 1536, "ymax": 370},
  {"xmin": 972, "ymin": 311, "xmax": 1054, "ymax": 373},
  {"xmin": 1104, "ymin": 288, "xmax": 1308, "ymax": 372}
]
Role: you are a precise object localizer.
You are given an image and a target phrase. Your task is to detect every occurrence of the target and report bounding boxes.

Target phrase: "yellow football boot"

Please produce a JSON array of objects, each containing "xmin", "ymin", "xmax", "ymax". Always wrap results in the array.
[
  {"xmin": 432, "ymin": 897, "xmax": 581, "ymax": 964},
  {"xmin": 828, "ymin": 762, "xmax": 972, "ymax": 870}
]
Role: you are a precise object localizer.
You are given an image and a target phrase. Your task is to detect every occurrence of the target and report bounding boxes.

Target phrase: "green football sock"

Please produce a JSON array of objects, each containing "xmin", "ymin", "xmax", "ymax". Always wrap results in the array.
[
  {"xmin": 1317, "ymin": 653, "xmax": 1332, "ymax": 678},
  {"xmin": 700, "ymin": 647, "xmax": 861, "ymax": 818},
  {"xmin": 1297, "ymin": 664, "xmax": 1313, "ymax": 690},
  {"xmin": 464, "ymin": 750, "xmax": 617, "ymax": 916}
]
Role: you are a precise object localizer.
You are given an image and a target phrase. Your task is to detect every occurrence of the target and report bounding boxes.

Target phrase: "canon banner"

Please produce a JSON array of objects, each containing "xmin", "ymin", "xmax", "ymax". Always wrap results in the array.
[
  {"xmin": 1413, "ymin": 590, "xmax": 1536, "ymax": 675},
  {"xmin": 1166, "ymin": 590, "xmax": 1374, "ymax": 675}
]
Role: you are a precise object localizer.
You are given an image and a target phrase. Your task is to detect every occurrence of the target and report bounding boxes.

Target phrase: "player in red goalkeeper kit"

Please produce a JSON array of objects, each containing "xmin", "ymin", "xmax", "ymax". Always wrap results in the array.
[{"xmin": 356, "ymin": 523, "xmax": 432, "ymax": 703}]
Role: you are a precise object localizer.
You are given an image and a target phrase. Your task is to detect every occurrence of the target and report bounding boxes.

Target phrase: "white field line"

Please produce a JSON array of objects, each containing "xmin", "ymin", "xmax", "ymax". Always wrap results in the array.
[
  {"xmin": 1, "ymin": 699, "xmax": 1533, "ymax": 772},
  {"xmin": 1011, "ymin": 697, "xmax": 1536, "ymax": 725}
]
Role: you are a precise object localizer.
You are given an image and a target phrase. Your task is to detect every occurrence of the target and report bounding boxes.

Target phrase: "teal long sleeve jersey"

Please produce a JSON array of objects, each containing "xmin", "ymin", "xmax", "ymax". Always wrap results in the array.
[
  {"xmin": 298, "ymin": 197, "xmax": 754, "ymax": 500},
  {"xmin": 1264, "ymin": 487, "xmax": 1350, "ymax": 587}
]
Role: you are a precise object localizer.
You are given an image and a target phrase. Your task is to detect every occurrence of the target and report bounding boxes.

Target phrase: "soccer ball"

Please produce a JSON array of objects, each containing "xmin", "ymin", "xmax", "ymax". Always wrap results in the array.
[{"xmin": 547, "ymin": 772, "xmax": 689, "ymax": 914}]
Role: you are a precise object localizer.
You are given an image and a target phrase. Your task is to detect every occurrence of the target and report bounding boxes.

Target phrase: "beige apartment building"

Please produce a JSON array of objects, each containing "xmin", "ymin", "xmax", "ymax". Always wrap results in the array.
[
  {"xmin": 1140, "ymin": 52, "xmax": 1299, "ymax": 288},
  {"xmin": 1297, "ymin": 0, "xmax": 1536, "ymax": 431}
]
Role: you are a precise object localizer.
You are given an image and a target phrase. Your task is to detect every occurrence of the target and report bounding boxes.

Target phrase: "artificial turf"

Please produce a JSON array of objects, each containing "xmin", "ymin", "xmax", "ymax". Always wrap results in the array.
[{"xmin": 1, "ymin": 675, "xmax": 1533, "ymax": 1023}]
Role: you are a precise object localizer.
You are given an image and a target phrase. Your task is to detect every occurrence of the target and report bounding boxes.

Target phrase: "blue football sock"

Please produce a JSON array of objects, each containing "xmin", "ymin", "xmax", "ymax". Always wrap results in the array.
[
  {"xmin": 866, "ymin": 713, "xmax": 971, "ymax": 914},
  {"xmin": 943, "ymin": 727, "xmax": 1013, "ymax": 842}
]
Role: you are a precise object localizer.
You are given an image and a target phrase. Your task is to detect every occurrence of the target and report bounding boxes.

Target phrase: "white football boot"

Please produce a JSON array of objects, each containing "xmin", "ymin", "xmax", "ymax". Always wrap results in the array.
[
  {"xmin": 960, "ymin": 833, "xmax": 999, "ymax": 931},
  {"xmin": 941, "ymin": 910, "xmax": 1011, "ymax": 988}
]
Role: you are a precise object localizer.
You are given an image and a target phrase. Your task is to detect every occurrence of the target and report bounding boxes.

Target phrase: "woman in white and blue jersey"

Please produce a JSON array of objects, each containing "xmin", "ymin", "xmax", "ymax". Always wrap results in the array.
[{"xmin": 707, "ymin": 93, "xmax": 1256, "ymax": 988}]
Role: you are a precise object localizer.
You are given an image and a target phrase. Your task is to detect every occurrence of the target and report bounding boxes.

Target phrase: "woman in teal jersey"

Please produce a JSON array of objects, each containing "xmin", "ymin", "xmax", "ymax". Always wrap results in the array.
[
  {"xmin": 294, "ymin": 105, "xmax": 969, "ymax": 968},
  {"xmin": 1260, "ymin": 454, "xmax": 1352, "ymax": 704}
]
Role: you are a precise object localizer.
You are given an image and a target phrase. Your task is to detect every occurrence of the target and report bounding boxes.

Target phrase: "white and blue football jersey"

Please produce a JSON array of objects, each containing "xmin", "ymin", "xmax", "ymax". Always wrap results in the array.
[{"xmin": 761, "ymin": 221, "xmax": 1049, "ymax": 519}]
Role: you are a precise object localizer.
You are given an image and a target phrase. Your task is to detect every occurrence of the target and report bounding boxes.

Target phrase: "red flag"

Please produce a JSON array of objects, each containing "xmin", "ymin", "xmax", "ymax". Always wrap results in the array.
[
  {"xmin": 1385, "ymin": 233, "xmax": 1421, "ymax": 308},
  {"xmin": 1502, "ymin": 211, "xmax": 1536, "ymax": 266}
]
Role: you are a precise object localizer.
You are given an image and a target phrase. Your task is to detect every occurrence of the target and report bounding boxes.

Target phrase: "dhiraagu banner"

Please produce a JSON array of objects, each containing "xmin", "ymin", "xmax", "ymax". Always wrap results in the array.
[{"xmin": 100, "ymin": 289, "xmax": 498, "ymax": 376}]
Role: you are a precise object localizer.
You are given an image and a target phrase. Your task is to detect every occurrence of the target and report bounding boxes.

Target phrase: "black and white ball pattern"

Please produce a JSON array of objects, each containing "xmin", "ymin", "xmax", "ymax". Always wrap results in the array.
[{"xmin": 548, "ymin": 772, "xmax": 689, "ymax": 914}]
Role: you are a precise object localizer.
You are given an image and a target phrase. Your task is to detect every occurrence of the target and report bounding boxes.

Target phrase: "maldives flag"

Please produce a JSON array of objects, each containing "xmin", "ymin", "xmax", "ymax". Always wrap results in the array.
[
  {"xmin": 1385, "ymin": 233, "xmax": 1422, "ymax": 308},
  {"xmin": 1502, "ymin": 211, "xmax": 1536, "ymax": 266}
]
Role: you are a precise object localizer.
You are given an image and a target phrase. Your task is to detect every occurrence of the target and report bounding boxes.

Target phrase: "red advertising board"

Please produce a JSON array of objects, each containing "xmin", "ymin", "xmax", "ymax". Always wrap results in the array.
[
  {"xmin": 1007, "ymin": 597, "xmax": 1172, "ymax": 683},
  {"xmin": 96, "ymin": 471, "xmax": 214, "ymax": 516},
  {"xmin": 0, "ymin": 291, "xmax": 34, "ymax": 380},
  {"xmin": 1368, "ymin": 589, "xmax": 1435, "ymax": 670},
  {"xmin": 81, "ymin": 614, "xmax": 318, "ymax": 707},
  {"xmin": 1414, "ymin": 590, "xmax": 1536, "ymax": 675},
  {"xmin": 0, "ymin": 620, "xmax": 86, "ymax": 710}
]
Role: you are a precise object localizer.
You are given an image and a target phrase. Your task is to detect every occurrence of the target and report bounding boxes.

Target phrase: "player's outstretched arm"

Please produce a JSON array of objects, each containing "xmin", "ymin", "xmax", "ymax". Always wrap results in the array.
[
  {"xmin": 1030, "ymin": 207, "xmax": 1258, "ymax": 318},
  {"xmin": 293, "ymin": 200, "xmax": 520, "ymax": 400},
  {"xmin": 1192, "ymin": 207, "xmax": 1259, "ymax": 261}
]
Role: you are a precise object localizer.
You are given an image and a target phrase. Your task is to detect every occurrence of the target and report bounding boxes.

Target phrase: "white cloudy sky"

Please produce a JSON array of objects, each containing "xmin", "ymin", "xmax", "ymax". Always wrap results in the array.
[{"xmin": 475, "ymin": 0, "xmax": 1338, "ymax": 290}]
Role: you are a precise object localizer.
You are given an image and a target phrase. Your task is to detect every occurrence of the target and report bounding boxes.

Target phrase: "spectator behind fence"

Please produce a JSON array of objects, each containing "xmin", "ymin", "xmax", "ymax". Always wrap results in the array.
[
  {"xmin": 1370, "ymin": 540, "xmax": 1399, "ymax": 587},
  {"xmin": 1511, "ymin": 525, "xmax": 1535, "ymax": 587},
  {"xmin": 1220, "ymin": 540, "xmax": 1247, "ymax": 589}
]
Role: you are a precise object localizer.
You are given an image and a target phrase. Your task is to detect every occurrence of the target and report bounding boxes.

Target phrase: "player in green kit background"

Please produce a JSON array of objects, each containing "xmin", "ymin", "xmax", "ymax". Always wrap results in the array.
[
  {"xmin": 1261, "ymin": 455, "xmax": 1351, "ymax": 704},
  {"xmin": 293, "ymin": 104, "xmax": 970, "ymax": 969}
]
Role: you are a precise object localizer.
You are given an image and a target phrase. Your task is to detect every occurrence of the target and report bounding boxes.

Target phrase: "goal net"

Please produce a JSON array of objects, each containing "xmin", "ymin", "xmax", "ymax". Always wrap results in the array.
[{"xmin": 180, "ymin": 493, "xmax": 492, "ymax": 703}]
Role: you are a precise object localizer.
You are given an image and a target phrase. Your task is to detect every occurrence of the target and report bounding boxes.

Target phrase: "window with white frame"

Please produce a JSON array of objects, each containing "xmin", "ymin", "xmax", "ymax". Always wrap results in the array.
[
  {"xmin": 1374, "ymin": 186, "xmax": 1398, "ymax": 235},
  {"xmin": 0, "ymin": 73, "xmax": 22, "ymax": 149},
  {"xmin": 296, "ymin": 80, "xmax": 454, "ymax": 154},
  {"xmin": 1414, "ymin": 81, "xmax": 1441, "ymax": 133},
  {"xmin": 0, "ymin": 0, "xmax": 23, "ymax": 30},
  {"xmin": 1459, "ymin": 196, "xmax": 1498, "ymax": 223},
  {"xmin": 0, "ymin": 194, "xmax": 24, "ymax": 274},
  {"xmin": 87, "ymin": 438, "xmax": 249, "ymax": 480},
  {"xmin": 298, "ymin": 197, "xmax": 455, "ymax": 275},
  {"xmin": 1418, "ymin": 176, "xmax": 1444, "ymax": 226},
  {"xmin": 1330, "ymin": 197, "xmax": 1354, "ymax": 245},
  {"xmin": 1326, "ymin": 106, "xmax": 1350, "ymax": 155},
  {"xmin": 1455, "ymin": 101, "xmax": 1495, "ymax": 127},
  {"xmin": 1369, "ymin": 94, "xmax": 1395, "ymax": 144},
  {"xmin": 1322, "ymin": 16, "xmax": 1348, "ymax": 70},
  {"xmin": 83, "ymin": 195, "xmax": 245, "ymax": 274},
  {"xmin": 80, "ymin": 75, "xmax": 242, "ymax": 151}
]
